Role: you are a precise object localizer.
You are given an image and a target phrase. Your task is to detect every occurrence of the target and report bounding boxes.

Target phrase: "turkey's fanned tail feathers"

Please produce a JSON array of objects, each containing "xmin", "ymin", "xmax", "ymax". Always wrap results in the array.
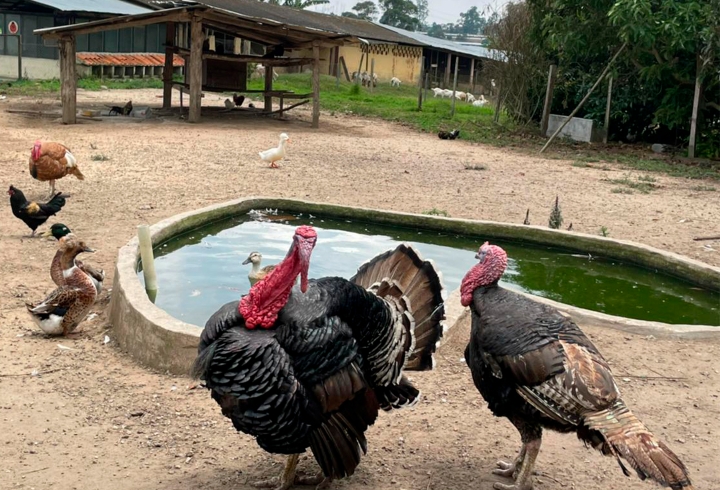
[
  {"xmin": 351, "ymin": 243, "xmax": 445, "ymax": 371},
  {"xmin": 584, "ymin": 399, "xmax": 693, "ymax": 490}
]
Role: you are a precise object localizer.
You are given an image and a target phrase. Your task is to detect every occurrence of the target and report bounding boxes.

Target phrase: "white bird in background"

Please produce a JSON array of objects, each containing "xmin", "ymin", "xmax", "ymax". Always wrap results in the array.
[
  {"xmin": 472, "ymin": 95, "xmax": 487, "ymax": 107},
  {"xmin": 259, "ymin": 133, "xmax": 290, "ymax": 169}
]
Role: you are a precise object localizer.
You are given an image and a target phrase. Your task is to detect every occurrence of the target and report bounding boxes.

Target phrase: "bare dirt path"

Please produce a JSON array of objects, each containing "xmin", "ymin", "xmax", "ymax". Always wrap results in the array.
[{"xmin": 0, "ymin": 88, "xmax": 717, "ymax": 490}]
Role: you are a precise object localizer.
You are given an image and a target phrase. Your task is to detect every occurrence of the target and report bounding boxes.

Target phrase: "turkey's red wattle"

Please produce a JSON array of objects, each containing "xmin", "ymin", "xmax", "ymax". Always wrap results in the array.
[
  {"xmin": 460, "ymin": 244, "xmax": 508, "ymax": 306},
  {"xmin": 238, "ymin": 226, "xmax": 316, "ymax": 329}
]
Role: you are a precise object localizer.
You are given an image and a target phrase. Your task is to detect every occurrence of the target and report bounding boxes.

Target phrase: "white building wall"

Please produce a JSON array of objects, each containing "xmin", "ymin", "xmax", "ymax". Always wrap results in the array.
[{"xmin": 0, "ymin": 54, "xmax": 59, "ymax": 79}]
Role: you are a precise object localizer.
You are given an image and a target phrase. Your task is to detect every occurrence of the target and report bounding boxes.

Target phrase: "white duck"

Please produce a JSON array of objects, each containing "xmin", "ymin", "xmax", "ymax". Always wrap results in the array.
[
  {"xmin": 258, "ymin": 132, "xmax": 290, "ymax": 168},
  {"xmin": 472, "ymin": 95, "xmax": 487, "ymax": 107},
  {"xmin": 242, "ymin": 251, "xmax": 276, "ymax": 286}
]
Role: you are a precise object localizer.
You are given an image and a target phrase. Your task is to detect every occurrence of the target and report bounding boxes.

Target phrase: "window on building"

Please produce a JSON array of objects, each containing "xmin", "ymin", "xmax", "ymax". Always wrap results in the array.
[
  {"xmin": 133, "ymin": 26, "xmax": 145, "ymax": 52},
  {"xmin": 5, "ymin": 13, "xmax": 21, "ymax": 56},
  {"xmin": 20, "ymin": 15, "xmax": 38, "ymax": 58},
  {"xmin": 104, "ymin": 29, "xmax": 119, "ymax": 53},
  {"xmin": 36, "ymin": 15, "xmax": 56, "ymax": 59},
  {"xmin": 118, "ymin": 28, "xmax": 132, "ymax": 52}
]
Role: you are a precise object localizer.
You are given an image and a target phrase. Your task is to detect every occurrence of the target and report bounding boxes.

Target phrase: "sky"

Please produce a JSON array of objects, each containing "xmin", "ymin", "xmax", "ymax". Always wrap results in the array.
[{"xmin": 307, "ymin": 0, "xmax": 509, "ymax": 27}]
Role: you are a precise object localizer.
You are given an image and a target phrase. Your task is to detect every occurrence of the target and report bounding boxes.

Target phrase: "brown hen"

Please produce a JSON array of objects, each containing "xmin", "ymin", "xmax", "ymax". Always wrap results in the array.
[
  {"xmin": 461, "ymin": 242, "xmax": 693, "ymax": 490},
  {"xmin": 29, "ymin": 140, "xmax": 84, "ymax": 196}
]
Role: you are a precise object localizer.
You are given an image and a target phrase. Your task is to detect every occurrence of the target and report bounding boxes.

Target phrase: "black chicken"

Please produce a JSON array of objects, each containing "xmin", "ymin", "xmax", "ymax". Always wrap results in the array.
[
  {"xmin": 233, "ymin": 93, "xmax": 245, "ymax": 107},
  {"xmin": 8, "ymin": 185, "xmax": 66, "ymax": 237},
  {"xmin": 438, "ymin": 129, "xmax": 460, "ymax": 140},
  {"xmin": 193, "ymin": 225, "xmax": 445, "ymax": 490},
  {"xmin": 461, "ymin": 242, "xmax": 693, "ymax": 490}
]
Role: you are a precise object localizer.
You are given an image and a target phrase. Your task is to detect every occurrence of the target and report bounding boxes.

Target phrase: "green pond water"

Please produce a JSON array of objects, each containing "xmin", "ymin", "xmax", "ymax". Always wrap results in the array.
[{"xmin": 138, "ymin": 210, "xmax": 720, "ymax": 327}]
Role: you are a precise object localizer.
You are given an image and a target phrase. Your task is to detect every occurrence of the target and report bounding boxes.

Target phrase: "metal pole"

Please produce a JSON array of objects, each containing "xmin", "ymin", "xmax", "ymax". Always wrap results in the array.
[
  {"xmin": 688, "ymin": 55, "xmax": 702, "ymax": 159},
  {"xmin": 603, "ymin": 76, "xmax": 613, "ymax": 144},
  {"xmin": 137, "ymin": 225, "xmax": 158, "ymax": 303},
  {"xmin": 17, "ymin": 34, "xmax": 23, "ymax": 80},
  {"xmin": 540, "ymin": 64, "xmax": 557, "ymax": 136}
]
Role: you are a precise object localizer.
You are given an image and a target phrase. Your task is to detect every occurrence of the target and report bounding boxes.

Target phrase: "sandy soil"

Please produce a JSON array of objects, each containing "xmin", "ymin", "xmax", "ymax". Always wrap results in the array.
[{"xmin": 0, "ymin": 88, "xmax": 718, "ymax": 490}]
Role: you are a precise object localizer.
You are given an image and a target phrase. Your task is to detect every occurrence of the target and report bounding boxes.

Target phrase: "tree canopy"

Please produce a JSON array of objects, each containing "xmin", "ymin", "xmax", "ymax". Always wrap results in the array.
[
  {"xmin": 378, "ymin": 0, "xmax": 421, "ymax": 31},
  {"xmin": 341, "ymin": 1, "xmax": 379, "ymax": 21}
]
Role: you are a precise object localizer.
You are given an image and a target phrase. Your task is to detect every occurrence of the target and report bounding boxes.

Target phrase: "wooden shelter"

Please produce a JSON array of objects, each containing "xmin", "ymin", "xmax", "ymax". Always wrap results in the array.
[{"xmin": 35, "ymin": 4, "xmax": 352, "ymax": 126}]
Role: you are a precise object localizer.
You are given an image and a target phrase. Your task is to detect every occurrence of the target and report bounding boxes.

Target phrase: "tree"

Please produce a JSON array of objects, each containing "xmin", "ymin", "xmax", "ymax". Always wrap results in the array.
[
  {"xmin": 459, "ymin": 6, "xmax": 485, "ymax": 35},
  {"xmin": 378, "ymin": 0, "xmax": 420, "ymax": 31},
  {"xmin": 281, "ymin": 0, "xmax": 330, "ymax": 8},
  {"xmin": 342, "ymin": 1, "xmax": 379, "ymax": 21},
  {"xmin": 415, "ymin": 0, "xmax": 429, "ymax": 27},
  {"xmin": 426, "ymin": 23, "xmax": 446, "ymax": 39}
]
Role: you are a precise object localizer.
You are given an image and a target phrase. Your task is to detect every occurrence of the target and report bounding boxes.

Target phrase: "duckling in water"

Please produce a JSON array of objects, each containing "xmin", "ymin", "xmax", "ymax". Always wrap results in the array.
[
  {"xmin": 26, "ymin": 236, "xmax": 98, "ymax": 336},
  {"xmin": 42, "ymin": 223, "xmax": 105, "ymax": 295},
  {"xmin": 242, "ymin": 251, "xmax": 276, "ymax": 286}
]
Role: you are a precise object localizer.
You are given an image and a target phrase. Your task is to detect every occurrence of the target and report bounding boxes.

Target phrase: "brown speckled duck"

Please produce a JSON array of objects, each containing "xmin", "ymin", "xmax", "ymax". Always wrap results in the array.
[
  {"xmin": 26, "ymin": 236, "xmax": 98, "ymax": 336},
  {"xmin": 42, "ymin": 223, "xmax": 105, "ymax": 295},
  {"xmin": 242, "ymin": 251, "xmax": 276, "ymax": 286}
]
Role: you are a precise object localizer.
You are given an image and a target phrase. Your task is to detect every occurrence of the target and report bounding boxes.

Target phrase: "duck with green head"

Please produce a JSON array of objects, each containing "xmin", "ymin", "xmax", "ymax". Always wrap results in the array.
[{"xmin": 42, "ymin": 223, "xmax": 105, "ymax": 295}]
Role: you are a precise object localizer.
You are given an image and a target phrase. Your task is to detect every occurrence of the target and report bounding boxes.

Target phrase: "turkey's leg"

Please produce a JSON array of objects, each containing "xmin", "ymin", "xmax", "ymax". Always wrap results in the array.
[
  {"xmin": 253, "ymin": 454, "xmax": 299, "ymax": 490},
  {"xmin": 493, "ymin": 438, "xmax": 540, "ymax": 490},
  {"xmin": 48, "ymin": 180, "xmax": 56, "ymax": 197}
]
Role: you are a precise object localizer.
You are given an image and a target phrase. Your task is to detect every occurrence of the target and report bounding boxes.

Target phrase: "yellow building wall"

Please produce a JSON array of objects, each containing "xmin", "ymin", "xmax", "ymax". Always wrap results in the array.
[
  {"xmin": 339, "ymin": 44, "xmax": 421, "ymax": 84},
  {"xmin": 286, "ymin": 44, "xmax": 421, "ymax": 84}
]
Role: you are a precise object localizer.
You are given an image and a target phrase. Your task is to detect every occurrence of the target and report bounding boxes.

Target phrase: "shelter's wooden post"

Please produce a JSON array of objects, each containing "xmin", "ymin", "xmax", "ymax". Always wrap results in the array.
[
  {"xmin": 603, "ymin": 76, "xmax": 613, "ymax": 144},
  {"xmin": 188, "ymin": 17, "xmax": 203, "ymax": 123},
  {"xmin": 540, "ymin": 64, "xmax": 557, "ymax": 136},
  {"xmin": 312, "ymin": 41, "xmax": 320, "ymax": 128},
  {"xmin": 444, "ymin": 53, "xmax": 452, "ymax": 87},
  {"xmin": 450, "ymin": 57, "xmax": 459, "ymax": 117},
  {"xmin": 58, "ymin": 36, "xmax": 76, "ymax": 124},
  {"xmin": 264, "ymin": 61, "xmax": 273, "ymax": 112},
  {"xmin": 336, "ymin": 61, "xmax": 340, "ymax": 88},
  {"xmin": 423, "ymin": 71, "xmax": 429, "ymax": 101},
  {"xmin": 418, "ymin": 56, "xmax": 424, "ymax": 87},
  {"xmin": 370, "ymin": 58, "xmax": 375, "ymax": 93},
  {"xmin": 417, "ymin": 74, "xmax": 423, "ymax": 111},
  {"xmin": 163, "ymin": 22, "xmax": 176, "ymax": 109},
  {"xmin": 469, "ymin": 59, "xmax": 475, "ymax": 95},
  {"xmin": 688, "ymin": 56, "xmax": 702, "ymax": 159}
]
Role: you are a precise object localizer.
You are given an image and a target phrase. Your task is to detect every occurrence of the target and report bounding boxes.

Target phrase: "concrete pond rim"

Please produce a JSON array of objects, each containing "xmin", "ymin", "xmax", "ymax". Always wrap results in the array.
[{"xmin": 109, "ymin": 196, "xmax": 720, "ymax": 375}]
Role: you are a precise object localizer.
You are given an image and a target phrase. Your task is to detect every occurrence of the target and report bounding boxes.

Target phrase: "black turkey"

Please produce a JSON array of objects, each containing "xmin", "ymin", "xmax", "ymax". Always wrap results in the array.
[
  {"xmin": 460, "ymin": 241, "xmax": 693, "ymax": 490},
  {"xmin": 193, "ymin": 225, "xmax": 445, "ymax": 490}
]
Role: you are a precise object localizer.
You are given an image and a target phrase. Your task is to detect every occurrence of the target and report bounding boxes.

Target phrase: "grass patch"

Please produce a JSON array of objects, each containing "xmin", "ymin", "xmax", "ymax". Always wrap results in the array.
[
  {"xmin": 571, "ymin": 161, "xmax": 591, "ymax": 168},
  {"xmin": 638, "ymin": 174, "xmax": 657, "ymax": 182},
  {"xmin": 422, "ymin": 208, "xmax": 450, "ymax": 217},
  {"xmin": 91, "ymin": 154, "xmax": 109, "ymax": 161},
  {"xmin": 611, "ymin": 187, "xmax": 633, "ymax": 194},
  {"xmin": 464, "ymin": 163, "xmax": 487, "ymax": 171},
  {"xmin": 0, "ymin": 76, "xmax": 172, "ymax": 96},
  {"xmin": 600, "ymin": 226, "xmax": 610, "ymax": 237},
  {"xmin": 690, "ymin": 185, "xmax": 716, "ymax": 192},
  {"xmin": 605, "ymin": 174, "xmax": 657, "ymax": 194}
]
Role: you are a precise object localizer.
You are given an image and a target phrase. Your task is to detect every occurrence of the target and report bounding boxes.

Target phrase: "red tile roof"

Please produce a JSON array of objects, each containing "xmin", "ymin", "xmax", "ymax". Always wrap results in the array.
[{"xmin": 76, "ymin": 53, "xmax": 185, "ymax": 67}]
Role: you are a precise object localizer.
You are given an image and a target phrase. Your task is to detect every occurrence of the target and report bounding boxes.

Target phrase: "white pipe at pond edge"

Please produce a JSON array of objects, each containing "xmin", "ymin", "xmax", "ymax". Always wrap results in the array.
[{"xmin": 137, "ymin": 225, "xmax": 158, "ymax": 301}]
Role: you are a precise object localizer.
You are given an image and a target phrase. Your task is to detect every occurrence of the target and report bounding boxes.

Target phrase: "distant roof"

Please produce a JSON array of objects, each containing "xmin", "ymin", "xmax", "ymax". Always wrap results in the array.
[
  {"xmin": 27, "ymin": 0, "xmax": 151, "ymax": 15},
  {"xmin": 378, "ymin": 23, "xmax": 507, "ymax": 61},
  {"xmin": 133, "ymin": 0, "xmax": 421, "ymax": 45}
]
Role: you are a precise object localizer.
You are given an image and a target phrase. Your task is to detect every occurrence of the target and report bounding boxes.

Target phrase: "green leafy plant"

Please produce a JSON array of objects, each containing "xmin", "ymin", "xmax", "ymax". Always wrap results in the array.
[{"xmin": 423, "ymin": 208, "xmax": 450, "ymax": 217}]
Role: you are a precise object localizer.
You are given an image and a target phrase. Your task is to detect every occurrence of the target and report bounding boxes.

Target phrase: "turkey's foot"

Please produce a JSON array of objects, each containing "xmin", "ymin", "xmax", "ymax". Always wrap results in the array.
[
  {"xmin": 253, "ymin": 454, "xmax": 313, "ymax": 490},
  {"xmin": 492, "ymin": 445, "xmax": 527, "ymax": 478},
  {"xmin": 492, "ymin": 439, "xmax": 540, "ymax": 490}
]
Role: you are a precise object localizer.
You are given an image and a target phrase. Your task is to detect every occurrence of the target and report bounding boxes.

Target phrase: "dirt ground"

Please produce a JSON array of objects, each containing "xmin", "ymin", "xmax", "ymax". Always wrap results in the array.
[{"xmin": 0, "ymin": 88, "xmax": 718, "ymax": 490}]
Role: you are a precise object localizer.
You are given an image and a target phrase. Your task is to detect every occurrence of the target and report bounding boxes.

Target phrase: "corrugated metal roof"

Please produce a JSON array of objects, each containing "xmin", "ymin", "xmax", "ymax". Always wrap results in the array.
[
  {"xmin": 133, "ymin": 0, "xmax": 421, "ymax": 45},
  {"xmin": 76, "ymin": 52, "xmax": 185, "ymax": 66},
  {"xmin": 377, "ymin": 23, "xmax": 507, "ymax": 61},
  {"xmin": 29, "ymin": 0, "xmax": 151, "ymax": 15}
]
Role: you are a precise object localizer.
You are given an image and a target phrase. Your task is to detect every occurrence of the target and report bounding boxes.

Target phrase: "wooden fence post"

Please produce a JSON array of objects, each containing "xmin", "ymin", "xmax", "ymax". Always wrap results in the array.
[
  {"xmin": 58, "ymin": 36, "xmax": 76, "ymax": 124},
  {"xmin": 540, "ymin": 64, "xmax": 557, "ymax": 136},
  {"xmin": 188, "ymin": 17, "xmax": 203, "ymax": 123},
  {"xmin": 162, "ymin": 22, "xmax": 176, "ymax": 109},
  {"xmin": 450, "ymin": 58, "xmax": 459, "ymax": 117},
  {"xmin": 311, "ymin": 41, "xmax": 320, "ymax": 128}
]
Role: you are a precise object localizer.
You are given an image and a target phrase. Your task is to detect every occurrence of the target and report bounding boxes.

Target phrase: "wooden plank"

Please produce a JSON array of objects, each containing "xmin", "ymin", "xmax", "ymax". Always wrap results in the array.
[
  {"xmin": 40, "ymin": 10, "xmax": 191, "ymax": 39},
  {"xmin": 603, "ymin": 76, "xmax": 613, "ymax": 144},
  {"xmin": 339, "ymin": 55, "xmax": 350, "ymax": 82},
  {"xmin": 312, "ymin": 41, "xmax": 320, "ymax": 128},
  {"xmin": 264, "ymin": 58, "xmax": 273, "ymax": 112},
  {"xmin": 188, "ymin": 17, "xmax": 203, "ymax": 123},
  {"xmin": 540, "ymin": 64, "xmax": 557, "ymax": 136},
  {"xmin": 688, "ymin": 56, "xmax": 702, "ymax": 159},
  {"xmin": 469, "ymin": 59, "xmax": 475, "ymax": 95},
  {"xmin": 59, "ymin": 36, "xmax": 76, "ymax": 124},
  {"xmin": 175, "ymin": 47, "xmax": 314, "ymax": 65},
  {"xmin": 162, "ymin": 22, "xmax": 176, "ymax": 109}
]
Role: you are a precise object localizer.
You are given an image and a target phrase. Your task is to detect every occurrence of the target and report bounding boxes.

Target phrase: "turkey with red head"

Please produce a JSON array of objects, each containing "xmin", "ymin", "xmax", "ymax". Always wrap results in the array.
[
  {"xmin": 193, "ymin": 225, "xmax": 445, "ymax": 490},
  {"xmin": 461, "ymin": 242, "xmax": 693, "ymax": 490}
]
